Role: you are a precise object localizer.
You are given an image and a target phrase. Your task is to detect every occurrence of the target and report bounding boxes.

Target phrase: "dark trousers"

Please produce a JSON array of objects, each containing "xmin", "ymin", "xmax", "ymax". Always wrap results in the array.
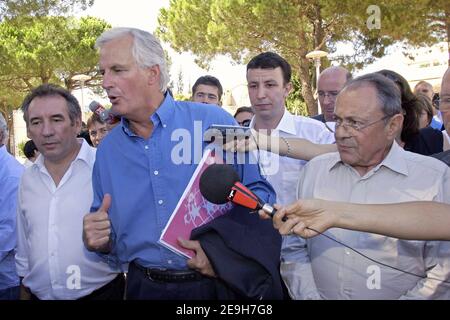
[
  {"xmin": 126, "ymin": 262, "xmax": 217, "ymax": 300},
  {"xmin": 79, "ymin": 273, "xmax": 125, "ymax": 300},
  {"xmin": 30, "ymin": 273, "xmax": 125, "ymax": 300},
  {"xmin": 0, "ymin": 286, "xmax": 20, "ymax": 300}
]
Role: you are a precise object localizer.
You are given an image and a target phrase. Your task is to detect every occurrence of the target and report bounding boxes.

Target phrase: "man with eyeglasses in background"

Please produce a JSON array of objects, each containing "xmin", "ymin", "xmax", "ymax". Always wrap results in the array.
[
  {"xmin": 280, "ymin": 72, "xmax": 450, "ymax": 300},
  {"xmin": 191, "ymin": 75, "xmax": 223, "ymax": 106},
  {"xmin": 312, "ymin": 66, "xmax": 352, "ymax": 124}
]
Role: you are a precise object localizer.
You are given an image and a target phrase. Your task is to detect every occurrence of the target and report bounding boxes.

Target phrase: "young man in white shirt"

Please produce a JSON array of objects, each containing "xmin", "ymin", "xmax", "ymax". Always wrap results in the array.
[
  {"xmin": 246, "ymin": 52, "xmax": 334, "ymax": 207},
  {"xmin": 16, "ymin": 84, "xmax": 123, "ymax": 300}
]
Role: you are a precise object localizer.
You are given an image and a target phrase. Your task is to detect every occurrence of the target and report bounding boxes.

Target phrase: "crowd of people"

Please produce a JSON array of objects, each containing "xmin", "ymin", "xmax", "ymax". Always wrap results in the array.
[{"xmin": 1, "ymin": 26, "xmax": 449, "ymax": 300}]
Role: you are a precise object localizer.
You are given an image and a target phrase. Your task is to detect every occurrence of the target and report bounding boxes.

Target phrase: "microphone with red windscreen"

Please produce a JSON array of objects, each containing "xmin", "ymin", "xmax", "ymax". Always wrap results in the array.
[{"xmin": 199, "ymin": 164, "xmax": 280, "ymax": 219}]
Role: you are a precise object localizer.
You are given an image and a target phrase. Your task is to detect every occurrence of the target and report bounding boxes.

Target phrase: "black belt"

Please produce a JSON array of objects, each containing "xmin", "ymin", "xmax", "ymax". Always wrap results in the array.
[{"xmin": 132, "ymin": 262, "xmax": 203, "ymax": 283}]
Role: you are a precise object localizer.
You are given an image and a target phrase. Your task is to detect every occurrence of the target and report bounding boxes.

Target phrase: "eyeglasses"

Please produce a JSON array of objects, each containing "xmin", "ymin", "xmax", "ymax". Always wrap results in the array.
[
  {"xmin": 237, "ymin": 119, "xmax": 251, "ymax": 127},
  {"xmin": 435, "ymin": 97, "xmax": 450, "ymax": 112},
  {"xmin": 318, "ymin": 91, "xmax": 340, "ymax": 100},
  {"xmin": 334, "ymin": 115, "xmax": 391, "ymax": 132}
]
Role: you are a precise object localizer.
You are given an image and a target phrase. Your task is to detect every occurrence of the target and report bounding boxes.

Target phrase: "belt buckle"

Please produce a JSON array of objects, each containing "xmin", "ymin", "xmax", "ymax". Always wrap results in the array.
[{"xmin": 145, "ymin": 269, "xmax": 155, "ymax": 281}]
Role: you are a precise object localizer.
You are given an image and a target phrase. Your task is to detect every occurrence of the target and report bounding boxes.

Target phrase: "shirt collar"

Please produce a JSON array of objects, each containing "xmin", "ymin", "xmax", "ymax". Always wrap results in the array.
[
  {"xmin": 328, "ymin": 141, "xmax": 409, "ymax": 176},
  {"xmin": 249, "ymin": 109, "xmax": 297, "ymax": 135},
  {"xmin": 121, "ymin": 92, "xmax": 175, "ymax": 137},
  {"xmin": 33, "ymin": 138, "xmax": 95, "ymax": 171},
  {"xmin": 153, "ymin": 92, "xmax": 176, "ymax": 128},
  {"xmin": 274, "ymin": 110, "xmax": 297, "ymax": 135}
]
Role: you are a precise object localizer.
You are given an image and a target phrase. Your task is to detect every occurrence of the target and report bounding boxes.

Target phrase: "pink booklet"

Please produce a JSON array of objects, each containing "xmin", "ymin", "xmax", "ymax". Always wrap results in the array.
[{"xmin": 159, "ymin": 149, "xmax": 233, "ymax": 258}]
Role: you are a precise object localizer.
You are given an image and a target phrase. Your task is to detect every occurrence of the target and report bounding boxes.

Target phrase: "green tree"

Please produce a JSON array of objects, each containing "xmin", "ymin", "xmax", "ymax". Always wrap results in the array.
[
  {"xmin": 326, "ymin": 0, "xmax": 450, "ymax": 68},
  {"xmin": 0, "ymin": 15, "xmax": 110, "ymax": 152},
  {"xmin": 0, "ymin": 16, "xmax": 110, "ymax": 92},
  {"xmin": 0, "ymin": 0, "xmax": 94, "ymax": 21},
  {"xmin": 157, "ymin": 0, "xmax": 450, "ymax": 116},
  {"xmin": 175, "ymin": 68, "xmax": 184, "ymax": 95}
]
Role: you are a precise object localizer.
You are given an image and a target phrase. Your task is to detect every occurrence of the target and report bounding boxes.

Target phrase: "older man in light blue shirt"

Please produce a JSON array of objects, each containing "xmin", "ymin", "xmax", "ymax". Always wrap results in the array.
[{"xmin": 0, "ymin": 114, "xmax": 24, "ymax": 300}]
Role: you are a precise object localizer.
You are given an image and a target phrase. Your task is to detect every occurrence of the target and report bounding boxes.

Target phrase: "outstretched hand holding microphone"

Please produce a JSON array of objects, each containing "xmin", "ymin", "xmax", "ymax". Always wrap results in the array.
[
  {"xmin": 198, "ymin": 163, "xmax": 340, "ymax": 239},
  {"xmin": 83, "ymin": 194, "xmax": 113, "ymax": 253}
]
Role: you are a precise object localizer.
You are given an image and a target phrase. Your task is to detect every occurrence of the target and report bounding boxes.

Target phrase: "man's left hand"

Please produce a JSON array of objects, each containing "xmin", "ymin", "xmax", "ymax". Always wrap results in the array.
[{"xmin": 178, "ymin": 238, "xmax": 217, "ymax": 278}]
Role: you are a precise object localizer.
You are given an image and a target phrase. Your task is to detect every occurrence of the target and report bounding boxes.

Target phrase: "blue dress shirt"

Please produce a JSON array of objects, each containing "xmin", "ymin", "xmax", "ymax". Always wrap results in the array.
[
  {"xmin": 91, "ymin": 94, "xmax": 275, "ymax": 270},
  {"xmin": 0, "ymin": 146, "xmax": 24, "ymax": 290},
  {"xmin": 430, "ymin": 116, "xmax": 443, "ymax": 130}
]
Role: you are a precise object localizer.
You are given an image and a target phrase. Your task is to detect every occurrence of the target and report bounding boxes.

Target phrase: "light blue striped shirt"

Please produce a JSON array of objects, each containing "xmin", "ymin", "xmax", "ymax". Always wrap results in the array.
[
  {"xmin": 0, "ymin": 145, "xmax": 24, "ymax": 290},
  {"xmin": 91, "ymin": 94, "xmax": 275, "ymax": 270}
]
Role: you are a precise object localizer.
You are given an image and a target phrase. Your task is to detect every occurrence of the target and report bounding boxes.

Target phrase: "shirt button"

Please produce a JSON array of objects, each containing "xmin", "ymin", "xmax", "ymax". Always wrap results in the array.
[
  {"xmin": 154, "ymin": 171, "xmax": 159, "ymax": 175},
  {"xmin": 163, "ymin": 124, "xmax": 167, "ymax": 128},
  {"xmin": 345, "ymin": 250, "xmax": 350, "ymax": 255},
  {"xmin": 168, "ymin": 260, "xmax": 172, "ymax": 264},
  {"xmin": 158, "ymin": 200, "xmax": 163, "ymax": 205},
  {"xmin": 144, "ymin": 145, "xmax": 149, "ymax": 150}
]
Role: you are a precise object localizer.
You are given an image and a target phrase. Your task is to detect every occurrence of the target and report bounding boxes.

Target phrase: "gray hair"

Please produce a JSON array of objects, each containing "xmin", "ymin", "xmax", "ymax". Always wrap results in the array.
[
  {"xmin": 0, "ymin": 113, "xmax": 8, "ymax": 145},
  {"xmin": 342, "ymin": 73, "xmax": 402, "ymax": 117},
  {"xmin": 21, "ymin": 84, "xmax": 81, "ymax": 125},
  {"xmin": 96, "ymin": 27, "xmax": 169, "ymax": 93}
]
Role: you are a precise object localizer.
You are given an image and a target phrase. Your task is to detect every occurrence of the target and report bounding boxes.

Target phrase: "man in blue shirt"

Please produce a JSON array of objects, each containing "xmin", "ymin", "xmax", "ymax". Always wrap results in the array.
[
  {"xmin": 83, "ymin": 27, "xmax": 279, "ymax": 300},
  {"xmin": 0, "ymin": 114, "xmax": 24, "ymax": 300}
]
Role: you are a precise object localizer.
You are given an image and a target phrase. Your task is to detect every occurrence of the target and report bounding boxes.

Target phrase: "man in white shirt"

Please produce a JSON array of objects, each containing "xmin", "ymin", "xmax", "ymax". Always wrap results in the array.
[
  {"xmin": 281, "ymin": 73, "xmax": 450, "ymax": 299},
  {"xmin": 15, "ymin": 84, "xmax": 123, "ymax": 300},
  {"xmin": 246, "ymin": 52, "xmax": 334, "ymax": 207}
]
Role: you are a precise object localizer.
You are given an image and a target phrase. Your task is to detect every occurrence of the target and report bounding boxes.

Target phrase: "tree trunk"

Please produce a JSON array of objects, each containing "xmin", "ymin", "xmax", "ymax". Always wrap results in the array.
[
  {"xmin": 446, "ymin": 5, "xmax": 450, "ymax": 66},
  {"xmin": 297, "ymin": 12, "xmax": 318, "ymax": 116},
  {"xmin": 313, "ymin": 3, "xmax": 324, "ymax": 50},
  {"xmin": 298, "ymin": 63, "xmax": 317, "ymax": 116},
  {"xmin": 1, "ymin": 108, "xmax": 14, "ymax": 155},
  {"xmin": 8, "ymin": 111, "xmax": 15, "ymax": 156}
]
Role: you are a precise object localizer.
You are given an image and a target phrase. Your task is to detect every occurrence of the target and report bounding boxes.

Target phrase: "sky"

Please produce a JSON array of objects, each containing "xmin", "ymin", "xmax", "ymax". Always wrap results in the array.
[
  {"xmin": 77, "ymin": 0, "xmax": 248, "ymax": 100},
  {"xmin": 74, "ymin": 0, "xmax": 447, "ymax": 109}
]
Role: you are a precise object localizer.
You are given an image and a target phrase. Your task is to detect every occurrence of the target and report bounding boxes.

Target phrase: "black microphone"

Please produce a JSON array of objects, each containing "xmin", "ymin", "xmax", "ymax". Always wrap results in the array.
[
  {"xmin": 88, "ymin": 101, "xmax": 119, "ymax": 125},
  {"xmin": 199, "ymin": 164, "xmax": 281, "ymax": 219}
]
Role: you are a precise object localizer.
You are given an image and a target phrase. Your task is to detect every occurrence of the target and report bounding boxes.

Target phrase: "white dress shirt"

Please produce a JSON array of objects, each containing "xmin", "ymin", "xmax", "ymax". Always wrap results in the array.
[
  {"xmin": 444, "ymin": 130, "xmax": 449, "ymax": 144},
  {"xmin": 251, "ymin": 110, "xmax": 334, "ymax": 206},
  {"xmin": 16, "ymin": 139, "xmax": 119, "ymax": 300},
  {"xmin": 282, "ymin": 142, "xmax": 450, "ymax": 299}
]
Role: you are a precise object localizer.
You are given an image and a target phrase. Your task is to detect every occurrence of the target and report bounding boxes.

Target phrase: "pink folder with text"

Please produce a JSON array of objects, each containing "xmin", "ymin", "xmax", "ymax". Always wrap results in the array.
[{"xmin": 159, "ymin": 149, "xmax": 233, "ymax": 258}]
